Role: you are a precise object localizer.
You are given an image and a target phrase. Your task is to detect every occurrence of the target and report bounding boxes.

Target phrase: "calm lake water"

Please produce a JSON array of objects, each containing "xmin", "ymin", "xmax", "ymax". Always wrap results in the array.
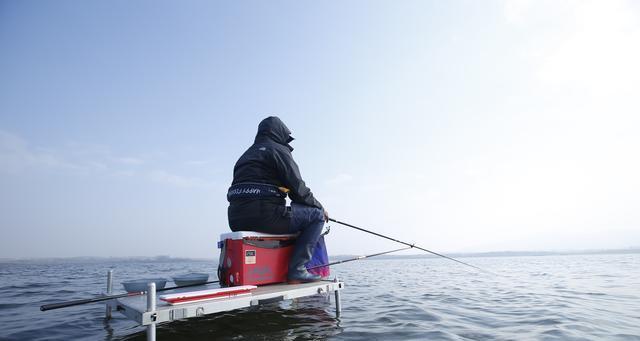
[{"xmin": 1, "ymin": 253, "xmax": 639, "ymax": 340}]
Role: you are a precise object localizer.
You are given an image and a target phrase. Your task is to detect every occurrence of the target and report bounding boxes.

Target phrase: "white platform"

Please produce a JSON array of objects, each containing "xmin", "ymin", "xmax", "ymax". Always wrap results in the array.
[
  {"xmin": 219, "ymin": 231, "xmax": 298, "ymax": 240},
  {"xmin": 110, "ymin": 280, "xmax": 344, "ymax": 326}
]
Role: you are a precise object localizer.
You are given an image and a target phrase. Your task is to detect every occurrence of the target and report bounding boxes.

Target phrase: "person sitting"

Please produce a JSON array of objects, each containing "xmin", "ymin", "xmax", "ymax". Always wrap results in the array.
[{"xmin": 227, "ymin": 116, "xmax": 329, "ymax": 283}]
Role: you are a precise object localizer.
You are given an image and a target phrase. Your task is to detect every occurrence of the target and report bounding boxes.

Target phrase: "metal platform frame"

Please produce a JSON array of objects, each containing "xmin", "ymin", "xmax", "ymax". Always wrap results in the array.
[{"xmin": 103, "ymin": 271, "xmax": 344, "ymax": 341}]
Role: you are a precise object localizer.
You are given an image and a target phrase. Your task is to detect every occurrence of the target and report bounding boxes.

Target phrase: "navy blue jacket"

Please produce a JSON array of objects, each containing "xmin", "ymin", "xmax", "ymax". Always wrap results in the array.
[{"xmin": 227, "ymin": 117, "xmax": 323, "ymax": 233}]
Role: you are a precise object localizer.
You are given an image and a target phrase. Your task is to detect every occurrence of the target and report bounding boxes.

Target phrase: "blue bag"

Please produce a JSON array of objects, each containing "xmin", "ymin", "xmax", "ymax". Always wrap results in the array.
[{"xmin": 306, "ymin": 234, "xmax": 330, "ymax": 277}]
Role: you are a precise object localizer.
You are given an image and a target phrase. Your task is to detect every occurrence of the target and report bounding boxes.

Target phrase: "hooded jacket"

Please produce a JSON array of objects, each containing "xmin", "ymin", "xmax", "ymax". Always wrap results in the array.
[{"xmin": 227, "ymin": 116, "xmax": 323, "ymax": 233}]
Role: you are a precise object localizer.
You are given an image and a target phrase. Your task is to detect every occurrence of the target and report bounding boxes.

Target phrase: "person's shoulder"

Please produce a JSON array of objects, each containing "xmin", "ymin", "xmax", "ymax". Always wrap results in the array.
[
  {"xmin": 264, "ymin": 142, "xmax": 291, "ymax": 155},
  {"xmin": 251, "ymin": 141, "xmax": 289, "ymax": 155}
]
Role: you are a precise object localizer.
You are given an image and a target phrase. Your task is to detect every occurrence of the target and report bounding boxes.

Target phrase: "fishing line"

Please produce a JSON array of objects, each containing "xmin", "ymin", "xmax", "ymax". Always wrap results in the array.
[
  {"xmin": 329, "ymin": 218, "xmax": 494, "ymax": 274},
  {"xmin": 42, "ymin": 218, "xmax": 494, "ymax": 312},
  {"xmin": 307, "ymin": 247, "xmax": 411, "ymax": 271},
  {"xmin": 41, "ymin": 247, "xmax": 411, "ymax": 312},
  {"xmin": 40, "ymin": 280, "xmax": 220, "ymax": 311}
]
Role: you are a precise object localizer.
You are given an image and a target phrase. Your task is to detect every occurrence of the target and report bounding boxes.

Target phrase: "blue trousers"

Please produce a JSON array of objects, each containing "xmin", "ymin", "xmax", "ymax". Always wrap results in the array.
[{"xmin": 289, "ymin": 202, "xmax": 324, "ymax": 251}]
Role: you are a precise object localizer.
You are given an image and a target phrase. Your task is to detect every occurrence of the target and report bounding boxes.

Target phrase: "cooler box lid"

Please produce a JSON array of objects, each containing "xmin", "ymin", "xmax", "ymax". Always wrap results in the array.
[{"xmin": 220, "ymin": 231, "xmax": 298, "ymax": 241}]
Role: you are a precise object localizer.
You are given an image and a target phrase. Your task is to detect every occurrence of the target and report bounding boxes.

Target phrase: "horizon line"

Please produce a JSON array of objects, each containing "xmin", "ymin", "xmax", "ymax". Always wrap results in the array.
[{"xmin": 2, "ymin": 247, "xmax": 639, "ymax": 262}]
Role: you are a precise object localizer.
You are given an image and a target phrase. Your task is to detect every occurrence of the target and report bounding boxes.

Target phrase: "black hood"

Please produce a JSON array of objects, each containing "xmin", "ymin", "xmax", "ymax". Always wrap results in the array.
[{"xmin": 255, "ymin": 116, "xmax": 294, "ymax": 151}]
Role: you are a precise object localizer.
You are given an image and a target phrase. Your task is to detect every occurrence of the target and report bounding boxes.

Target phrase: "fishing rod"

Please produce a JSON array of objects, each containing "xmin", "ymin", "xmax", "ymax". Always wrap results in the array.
[
  {"xmin": 307, "ymin": 246, "xmax": 411, "ymax": 271},
  {"xmin": 41, "ymin": 247, "xmax": 410, "ymax": 312},
  {"xmin": 41, "ymin": 220, "xmax": 486, "ymax": 312},
  {"xmin": 40, "ymin": 280, "xmax": 220, "ymax": 311},
  {"xmin": 328, "ymin": 218, "xmax": 491, "ymax": 274}
]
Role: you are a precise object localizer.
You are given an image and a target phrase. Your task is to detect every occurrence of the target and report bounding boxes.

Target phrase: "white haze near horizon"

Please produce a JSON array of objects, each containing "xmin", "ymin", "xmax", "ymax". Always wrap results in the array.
[{"xmin": 0, "ymin": 0, "xmax": 639, "ymax": 258}]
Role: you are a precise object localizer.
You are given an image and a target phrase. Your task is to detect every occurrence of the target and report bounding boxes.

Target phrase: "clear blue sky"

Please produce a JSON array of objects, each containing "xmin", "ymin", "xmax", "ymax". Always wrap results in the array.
[{"xmin": 1, "ymin": 0, "xmax": 639, "ymax": 258}]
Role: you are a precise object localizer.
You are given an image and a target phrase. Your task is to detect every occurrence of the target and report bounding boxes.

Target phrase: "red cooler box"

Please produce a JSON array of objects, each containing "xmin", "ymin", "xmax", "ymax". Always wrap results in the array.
[{"xmin": 217, "ymin": 231, "xmax": 297, "ymax": 287}]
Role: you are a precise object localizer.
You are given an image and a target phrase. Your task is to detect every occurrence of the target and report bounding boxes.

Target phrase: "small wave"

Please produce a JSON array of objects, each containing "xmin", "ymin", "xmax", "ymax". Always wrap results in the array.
[
  {"xmin": 524, "ymin": 318, "xmax": 563, "ymax": 325},
  {"xmin": 531, "ymin": 272, "xmax": 549, "ymax": 276},
  {"xmin": 0, "ymin": 303, "xmax": 24, "ymax": 309},
  {"xmin": 612, "ymin": 333, "xmax": 640, "ymax": 340}
]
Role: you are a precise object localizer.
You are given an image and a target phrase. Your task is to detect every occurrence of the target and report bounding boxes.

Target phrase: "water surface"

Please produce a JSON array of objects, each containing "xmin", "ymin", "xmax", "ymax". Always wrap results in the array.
[{"xmin": 1, "ymin": 254, "xmax": 639, "ymax": 340}]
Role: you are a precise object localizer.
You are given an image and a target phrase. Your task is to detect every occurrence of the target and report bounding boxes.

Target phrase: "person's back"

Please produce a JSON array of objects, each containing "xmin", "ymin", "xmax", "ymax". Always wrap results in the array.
[
  {"xmin": 228, "ymin": 119, "xmax": 291, "ymax": 233},
  {"xmin": 227, "ymin": 116, "xmax": 328, "ymax": 283}
]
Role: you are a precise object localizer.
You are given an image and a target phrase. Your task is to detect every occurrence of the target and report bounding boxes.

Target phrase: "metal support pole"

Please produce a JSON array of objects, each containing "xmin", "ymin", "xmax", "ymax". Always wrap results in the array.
[
  {"xmin": 334, "ymin": 277, "xmax": 341, "ymax": 318},
  {"xmin": 105, "ymin": 269, "xmax": 113, "ymax": 319},
  {"xmin": 147, "ymin": 282, "xmax": 156, "ymax": 341}
]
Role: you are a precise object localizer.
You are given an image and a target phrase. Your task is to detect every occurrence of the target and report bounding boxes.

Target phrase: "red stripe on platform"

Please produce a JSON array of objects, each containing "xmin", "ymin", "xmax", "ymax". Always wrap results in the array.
[{"xmin": 160, "ymin": 288, "xmax": 252, "ymax": 304}]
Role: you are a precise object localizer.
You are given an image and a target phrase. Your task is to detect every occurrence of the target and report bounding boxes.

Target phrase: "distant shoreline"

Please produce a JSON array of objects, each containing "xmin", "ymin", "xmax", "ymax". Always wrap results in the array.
[
  {"xmin": 357, "ymin": 247, "xmax": 640, "ymax": 260},
  {"xmin": 1, "ymin": 248, "xmax": 639, "ymax": 263}
]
